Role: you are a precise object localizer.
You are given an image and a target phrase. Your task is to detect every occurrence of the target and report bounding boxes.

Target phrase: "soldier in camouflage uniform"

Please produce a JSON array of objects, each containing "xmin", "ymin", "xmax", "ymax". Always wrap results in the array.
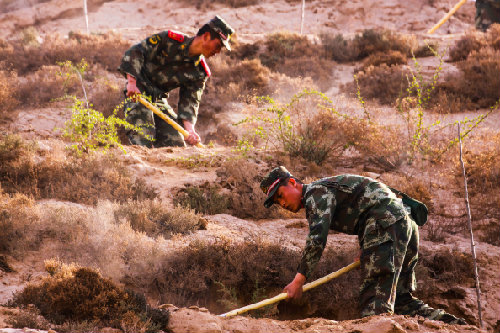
[
  {"xmin": 119, "ymin": 16, "xmax": 234, "ymax": 147},
  {"xmin": 261, "ymin": 166, "xmax": 467, "ymax": 325},
  {"xmin": 476, "ymin": 0, "xmax": 500, "ymax": 31}
]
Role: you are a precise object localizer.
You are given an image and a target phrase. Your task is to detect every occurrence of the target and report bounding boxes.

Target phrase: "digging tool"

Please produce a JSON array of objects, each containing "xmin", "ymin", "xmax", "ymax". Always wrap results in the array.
[
  {"xmin": 427, "ymin": 0, "xmax": 468, "ymax": 34},
  {"xmin": 137, "ymin": 95, "xmax": 204, "ymax": 148},
  {"xmin": 219, "ymin": 260, "xmax": 360, "ymax": 318}
]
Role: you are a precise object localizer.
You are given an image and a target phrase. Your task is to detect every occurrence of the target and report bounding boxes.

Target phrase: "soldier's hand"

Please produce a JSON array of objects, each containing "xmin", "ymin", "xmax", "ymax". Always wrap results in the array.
[
  {"xmin": 126, "ymin": 74, "xmax": 141, "ymax": 100},
  {"xmin": 284, "ymin": 273, "xmax": 306, "ymax": 300},
  {"xmin": 183, "ymin": 120, "xmax": 201, "ymax": 146}
]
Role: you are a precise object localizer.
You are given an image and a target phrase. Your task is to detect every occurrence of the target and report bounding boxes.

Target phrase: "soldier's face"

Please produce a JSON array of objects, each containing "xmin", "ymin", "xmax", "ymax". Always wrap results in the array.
[
  {"xmin": 274, "ymin": 179, "xmax": 303, "ymax": 213},
  {"xmin": 202, "ymin": 33, "xmax": 223, "ymax": 58}
]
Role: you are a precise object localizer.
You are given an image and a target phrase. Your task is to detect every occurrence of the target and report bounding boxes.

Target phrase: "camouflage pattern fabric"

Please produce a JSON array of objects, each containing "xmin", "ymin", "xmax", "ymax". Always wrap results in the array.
[
  {"xmin": 476, "ymin": 0, "xmax": 500, "ymax": 30},
  {"xmin": 119, "ymin": 30, "xmax": 209, "ymax": 146},
  {"xmin": 299, "ymin": 174, "xmax": 467, "ymax": 324},
  {"xmin": 298, "ymin": 175, "xmax": 407, "ymax": 279}
]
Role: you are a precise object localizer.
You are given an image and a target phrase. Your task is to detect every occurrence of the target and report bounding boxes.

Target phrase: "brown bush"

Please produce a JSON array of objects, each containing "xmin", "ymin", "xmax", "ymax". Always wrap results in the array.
[
  {"xmin": 454, "ymin": 48, "xmax": 500, "ymax": 108},
  {"xmin": 449, "ymin": 33, "xmax": 483, "ymax": 62},
  {"xmin": 259, "ymin": 32, "xmax": 334, "ymax": 87},
  {"xmin": 173, "ymin": 184, "xmax": 229, "ymax": 215},
  {"xmin": 149, "ymin": 238, "xmax": 359, "ymax": 319},
  {"xmin": 358, "ymin": 50, "xmax": 407, "ymax": 72},
  {"xmin": 321, "ymin": 29, "xmax": 419, "ymax": 63},
  {"xmin": 114, "ymin": 199, "xmax": 205, "ymax": 238},
  {"xmin": 11, "ymin": 261, "xmax": 169, "ymax": 331},
  {"xmin": 0, "ymin": 135, "xmax": 158, "ymax": 205},
  {"xmin": 344, "ymin": 64, "xmax": 410, "ymax": 105},
  {"xmin": 460, "ymin": 133, "xmax": 500, "ymax": 220},
  {"xmin": 0, "ymin": 71, "xmax": 19, "ymax": 114},
  {"xmin": 0, "ymin": 31, "xmax": 131, "ymax": 75}
]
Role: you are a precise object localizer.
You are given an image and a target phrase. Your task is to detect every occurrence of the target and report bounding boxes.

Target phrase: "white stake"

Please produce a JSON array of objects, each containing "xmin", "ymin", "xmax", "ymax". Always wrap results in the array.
[
  {"xmin": 300, "ymin": 0, "xmax": 305, "ymax": 34},
  {"xmin": 458, "ymin": 123, "xmax": 483, "ymax": 328},
  {"xmin": 83, "ymin": 0, "xmax": 89, "ymax": 34}
]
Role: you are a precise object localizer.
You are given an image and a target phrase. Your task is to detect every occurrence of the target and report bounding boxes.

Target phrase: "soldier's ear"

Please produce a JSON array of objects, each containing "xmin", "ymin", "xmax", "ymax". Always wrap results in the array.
[{"xmin": 289, "ymin": 178, "xmax": 296, "ymax": 186}]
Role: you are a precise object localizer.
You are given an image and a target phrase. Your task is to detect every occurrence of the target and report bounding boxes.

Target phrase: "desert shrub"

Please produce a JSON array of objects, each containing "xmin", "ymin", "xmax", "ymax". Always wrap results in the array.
[
  {"xmin": 150, "ymin": 237, "xmax": 360, "ymax": 319},
  {"xmin": 173, "ymin": 184, "xmax": 229, "ymax": 215},
  {"xmin": 0, "ymin": 71, "xmax": 19, "ymax": 113},
  {"xmin": 114, "ymin": 199, "xmax": 205, "ymax": 238},
  {"xmin": 320, "ymin": 33, "xmax": 358, "ymax": 63},
  {"xmin": 0, "ymin": 191, "xmax": 36, "ymax": 254},
  {"xmin": 453, "ymin": 48, "xmax": 500, "ymax": 108},
  {"xmin": 346, "ymin": 64, "xmax": 410, "ymax": 105},
  {"xmin": 0, "ymin": 31, "xmax": 131, "ymax": 75},
  {"xmin": 358, "ymin": 50, "xmax": 407, "ymax": 72},
  {"xmin": 321, "ymin": 29, "xmax": 419, "ymax": 63},
  {"xmin": 0, "ymin": 135, "xmax": 158, "ymax": 204},
  {"xmin": 209, "ymin": 56, "xmax": 272, "ymax": 103},
  {"xmin": 258, "ymin": 32, "xmax": 334, "ymax": 87},
  {"xmin": 11, "ymin": 260, "xmax": 169, "ymax": 332},
  {"xmin": 449, "ymin": 33, "xmax": 483, "ymax": 62},
  {"xmin": 459, "ymin": 133, "xmax": 500, "ymax": 221},
  {"xmin": 238, "ymin": 89, "xmax": 405, "ymax": 168},
  {"xmin": 5, "ymin": 305, "xmax": 51, "ymax": 330}
]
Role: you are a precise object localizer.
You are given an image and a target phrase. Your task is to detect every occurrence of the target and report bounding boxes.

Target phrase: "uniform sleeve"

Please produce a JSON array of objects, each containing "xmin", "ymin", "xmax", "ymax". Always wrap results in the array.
[
  {"xmin": 177, "ymin": 78, "xmax": 206, "ymax": 124},
  {"xmin": 297, "ymin": 186, "xmax": 336, "ymax": 279},
  {"xmin": 119, "ymin": 32, "xmax": 167, "ymax": 96}
]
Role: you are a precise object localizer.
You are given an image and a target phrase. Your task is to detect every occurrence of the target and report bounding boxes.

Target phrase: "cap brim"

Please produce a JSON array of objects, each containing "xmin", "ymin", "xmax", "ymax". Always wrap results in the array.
[{"xmin": 263, "ymin": 183, "xmax": 281, "ymax": 208}]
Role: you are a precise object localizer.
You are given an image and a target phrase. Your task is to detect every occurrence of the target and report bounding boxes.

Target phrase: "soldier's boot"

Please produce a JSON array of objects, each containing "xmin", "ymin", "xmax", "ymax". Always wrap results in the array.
[
  {"xmin": 394, "ymin": 293, "xmax": 467, "ymax": 325},
  {"xmin": 124, "ymin": 101, "xmax": 155, "ymax": 148}
]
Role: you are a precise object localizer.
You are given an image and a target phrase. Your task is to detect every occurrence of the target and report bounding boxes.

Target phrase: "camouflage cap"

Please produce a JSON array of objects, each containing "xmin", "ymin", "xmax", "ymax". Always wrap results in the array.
[
  {"xmin": 260, "ymin": 166, "xmax": 292, "ymax": 208},
  {"xmin": 207, "ymin": 15, "xmax": 235, "ymax": 51}
]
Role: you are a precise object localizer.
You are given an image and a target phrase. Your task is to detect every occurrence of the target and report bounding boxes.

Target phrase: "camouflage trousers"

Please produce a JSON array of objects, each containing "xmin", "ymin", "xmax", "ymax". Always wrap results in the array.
[
  {"xmin": 359, "ymin": 216, "xmax": 467, "ymax": 325},
  {"xmin": 476, "ymin": 1, "xmax": 500, "ymax": 31},
  {"xmin": 124, "ymin": 100, "xmax": 185, "ymax": 148}
]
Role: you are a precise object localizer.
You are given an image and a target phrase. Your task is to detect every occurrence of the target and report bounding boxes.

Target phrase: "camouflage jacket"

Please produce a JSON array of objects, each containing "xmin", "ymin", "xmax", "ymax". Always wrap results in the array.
[
  {"xmin": 119, "ymin": 30, "xmax": 211, "ymax": 124},
  {"xmin": 297, "ymin": 175, "xmax": 408, "ymax": 279}
]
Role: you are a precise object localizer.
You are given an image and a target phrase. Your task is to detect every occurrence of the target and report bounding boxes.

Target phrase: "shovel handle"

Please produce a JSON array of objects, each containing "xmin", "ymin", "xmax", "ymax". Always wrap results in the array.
[
  {"xmin": 137, "ymin": 95, "xmax": 204, "ymax": 148},
  {"xmin": 219, "ymin": 260, "xmax": 360, "ymax": 318}
]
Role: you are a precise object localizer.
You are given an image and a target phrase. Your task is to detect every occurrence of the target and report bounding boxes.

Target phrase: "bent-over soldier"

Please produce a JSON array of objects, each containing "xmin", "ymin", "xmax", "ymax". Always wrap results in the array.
[
  {"xmin": 119, "ymin": 15, "xmax": 234, "ymax": 147},
  {"xmin": 260, "ymin": 166, "xmax": 467, "ymax": 325}
]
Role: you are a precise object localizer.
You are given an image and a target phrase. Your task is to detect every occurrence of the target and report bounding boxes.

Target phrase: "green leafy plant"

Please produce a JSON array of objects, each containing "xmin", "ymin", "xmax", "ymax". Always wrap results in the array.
[
  {"xmin": 57, "ymin": 60, "xmax": 151, "ymax": 154},
  {"xmin": 235, "ymin": 89, "xmax": 359, "ymax": 165},
  {"xmin": 62, "ymin": 97, "xmax": 151, "ymax": 154}
]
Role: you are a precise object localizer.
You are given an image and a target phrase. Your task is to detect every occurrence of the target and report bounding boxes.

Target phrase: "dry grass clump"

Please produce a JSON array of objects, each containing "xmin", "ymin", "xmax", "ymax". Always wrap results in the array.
[
  {"xmin": 258, "ymin": 32, "xmax": 334, "ymax": 88},
  {"xmin": 449, "ymin": 24, "xmax": 500, "ymax": 62},
  {"xmin": 358, "ymin": 50, "xmax": 408, "ymax": 72},
  {"xmin": 151, "ymin": 237, "xmax": 359, "ymax": 319},
  {"xmin": 0, "ymin": 71, "xmax": 19, "ymax": 114},
  {"xmin": 344, "ymin": 64, "xmax": 410, "ymax": 105},
  {"xmin": 173, "ymin": 184, "xmax": 229, "ymax": 215},
  {"xmin": 0, "ymin": 191, "xmax": 36, "ymax": 255},
  {"xmin": 321, "ymin": 29, "xmax": 420, "ymax": 63},
  {"xmin": 209, "ymin": 56, "xmax": 272, "ymax": 103},
  {"xmin": 114, "ymin": 199, "xmax": 205, "ymax": 238},
  {"xmin": 10, "ymin": 260, "xmax": 169, "ymax": 332},
  {"xmin": 0, "ymin": 31, "xmax": 131, "ymax": 75},
  {"xmin": 458, "ymin": 134, "xmax": 500, "ymax": 224},
  {"xmin": 0, "ymin": 135, "xmax": 157, "ymax": 205}
]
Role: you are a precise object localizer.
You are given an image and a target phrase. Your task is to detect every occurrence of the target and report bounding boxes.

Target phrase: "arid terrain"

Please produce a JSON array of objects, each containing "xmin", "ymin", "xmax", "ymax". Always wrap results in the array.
[{"xmin": 0, "ymin": 0, "xmax": 499, "ymax": 332}]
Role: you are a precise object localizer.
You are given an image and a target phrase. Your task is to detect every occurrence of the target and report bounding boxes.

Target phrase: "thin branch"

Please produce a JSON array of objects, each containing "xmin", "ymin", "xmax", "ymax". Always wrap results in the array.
[{"xmin": 458, "ymin": 123, "xmax": 483, "ymax": 328}]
